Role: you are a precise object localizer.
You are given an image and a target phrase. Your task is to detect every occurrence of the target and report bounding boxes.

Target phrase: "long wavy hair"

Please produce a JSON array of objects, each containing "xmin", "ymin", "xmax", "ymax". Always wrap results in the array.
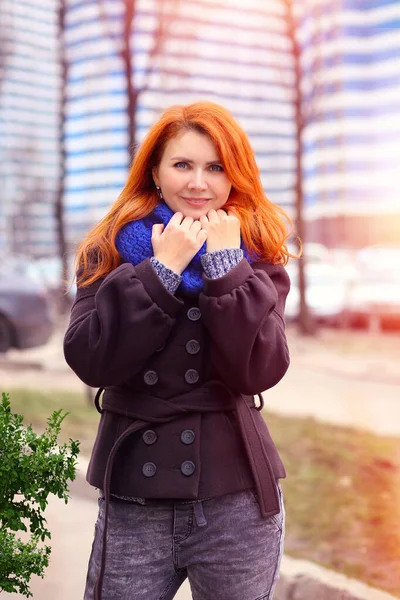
[{"xmin": 76, "ymin": 101, "xmax": 295, "ymax": 287}]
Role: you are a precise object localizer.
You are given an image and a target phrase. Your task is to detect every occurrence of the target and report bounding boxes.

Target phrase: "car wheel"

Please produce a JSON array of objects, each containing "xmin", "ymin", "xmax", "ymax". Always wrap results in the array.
[{"xmin": 0, "ymin": 315, "xmax": 13, "ymax": 353}]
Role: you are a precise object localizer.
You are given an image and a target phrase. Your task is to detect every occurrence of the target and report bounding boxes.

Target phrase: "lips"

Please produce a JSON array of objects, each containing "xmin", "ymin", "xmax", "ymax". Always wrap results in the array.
[{"xmin": 182, "ymin": 197, "xmax": 211, "ymax": 206}]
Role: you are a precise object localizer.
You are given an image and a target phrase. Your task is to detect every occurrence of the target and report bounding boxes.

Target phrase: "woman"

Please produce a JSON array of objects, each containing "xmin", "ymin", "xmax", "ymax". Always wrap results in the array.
[{"xmin": 64, "ymin": 101, "xmax": 294, "ymax": 600}]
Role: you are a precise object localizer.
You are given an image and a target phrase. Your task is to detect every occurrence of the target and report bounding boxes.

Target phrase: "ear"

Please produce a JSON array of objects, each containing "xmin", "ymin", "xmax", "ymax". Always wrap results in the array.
[{"xmin": 152, "ymin": 166, "xmax": 159, "ymax": 187}]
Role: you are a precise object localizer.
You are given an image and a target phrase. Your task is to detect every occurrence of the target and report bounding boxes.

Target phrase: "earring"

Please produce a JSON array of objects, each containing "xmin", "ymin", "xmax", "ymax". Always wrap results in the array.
[{"xmin": 156, "ymin": 185, "xmax": 163, "ymax": 200}]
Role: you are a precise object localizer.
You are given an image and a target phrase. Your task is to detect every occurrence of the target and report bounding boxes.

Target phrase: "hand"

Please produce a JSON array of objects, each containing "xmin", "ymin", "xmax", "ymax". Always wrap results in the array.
[
  {"xmin": 199, "ymin": 209, "xmax": 241, "ymax": 254},
  {"xmin": 152, "ymin": 212, "xmax": 207, "ymax": 274}
]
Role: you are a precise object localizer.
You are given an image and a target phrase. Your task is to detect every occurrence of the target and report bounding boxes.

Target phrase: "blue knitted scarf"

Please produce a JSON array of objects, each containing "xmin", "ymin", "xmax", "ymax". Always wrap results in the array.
[{"xmin": 116, "ymin": 202, "xmax": 255, "ymax": 294}]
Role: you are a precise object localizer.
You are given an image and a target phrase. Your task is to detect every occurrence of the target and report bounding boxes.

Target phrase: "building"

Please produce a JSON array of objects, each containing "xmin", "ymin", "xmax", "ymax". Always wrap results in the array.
[{"xmin": 1, "ymin": 0, "xmax": 399, "ymax": 257}]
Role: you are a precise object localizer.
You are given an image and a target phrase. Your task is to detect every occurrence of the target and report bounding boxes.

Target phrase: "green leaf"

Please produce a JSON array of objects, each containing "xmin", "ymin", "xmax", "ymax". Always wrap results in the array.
[{"xmin": 0, "ymin": 392, "xmax": 80, "ymax": 596}]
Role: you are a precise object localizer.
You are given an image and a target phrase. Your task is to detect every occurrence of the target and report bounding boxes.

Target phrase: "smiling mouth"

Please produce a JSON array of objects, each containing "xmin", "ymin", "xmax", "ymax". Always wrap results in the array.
[{"xmin": 182, "ymin": 197, "xmax": 211, "ymax": 204}]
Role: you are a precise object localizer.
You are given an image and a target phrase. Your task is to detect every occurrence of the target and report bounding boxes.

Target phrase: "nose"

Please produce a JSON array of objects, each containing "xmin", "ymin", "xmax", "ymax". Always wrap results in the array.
[{"xmin": 188, "ymin": 168, "xmax": 208, "ymax": 191}]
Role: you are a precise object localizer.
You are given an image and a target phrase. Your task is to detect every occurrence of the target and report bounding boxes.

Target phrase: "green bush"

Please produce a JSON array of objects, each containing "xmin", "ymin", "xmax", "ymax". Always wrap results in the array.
[{"xmin": 0, "ymin": 392, "xmax": 80, "ymax": 597}]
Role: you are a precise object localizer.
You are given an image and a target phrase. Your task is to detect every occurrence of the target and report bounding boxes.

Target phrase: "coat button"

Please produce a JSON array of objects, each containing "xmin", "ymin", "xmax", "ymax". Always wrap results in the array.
[
  {"xmin": 144, "ymin": 370, "xmax": 158, "ymax": 385},
  {"xmin": 185, "ymin": 369, "xmax": 199, "ymax": 384},
  {"xmin": 187, "ymin": 307, "xmax": 201, "ymax": 321},
  {"xmin": 142, "ymin": 430, "xmax": 157, "ymax": 445},
  {"xmin": 186, "ymin": 340, "xmax": 200, "ymax": 355},
  {"xmin": 181, "ymin": 460, "xmax": 196, "ymax": 476},
  {"xmin": 142, "ymin": 462, "xmax": 157, "ymax": 477},
  {"xmin": 181, "ymin": 429, "xmax": 195, "ymax": 445}
]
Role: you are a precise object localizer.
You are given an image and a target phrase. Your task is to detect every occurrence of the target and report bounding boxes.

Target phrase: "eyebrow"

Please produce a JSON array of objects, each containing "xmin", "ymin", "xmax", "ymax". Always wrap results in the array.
[{"xmin": 169, "ymin": 156, "xmax": 222, "ymax": 165}]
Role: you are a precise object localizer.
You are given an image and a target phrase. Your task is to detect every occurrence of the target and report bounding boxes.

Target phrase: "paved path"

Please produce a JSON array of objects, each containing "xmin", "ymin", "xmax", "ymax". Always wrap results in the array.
[{"xmin": 264, "ymin": 356, "xmax": 400, "ymax": 437}]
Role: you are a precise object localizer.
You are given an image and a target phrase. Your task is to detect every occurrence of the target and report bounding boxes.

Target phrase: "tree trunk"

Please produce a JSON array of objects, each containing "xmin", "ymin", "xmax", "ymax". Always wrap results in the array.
[
  {"xmin": 98, "ymin": 0, "xmax": 179, "ymax": 162},
  {"xmin": 284, "ymin": 0, "xmax": 316, "ymax": 335},
  {"xmin": 56, "ymin": 0, "xmax": 70, "ymax": 315},
  {"xmin": 123, "ymin": 0, "xmax": 138, "ymax": 161}
]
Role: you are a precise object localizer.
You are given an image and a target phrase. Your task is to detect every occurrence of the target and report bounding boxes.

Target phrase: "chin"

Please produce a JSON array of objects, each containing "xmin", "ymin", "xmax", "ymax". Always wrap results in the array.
[
  {"xmin": 175, "ymin": 202, "xmax": 212, "ymax": 218},
  {"xmin": 181, "ymin": 207, "xmax": 210, "ymax": 218}
]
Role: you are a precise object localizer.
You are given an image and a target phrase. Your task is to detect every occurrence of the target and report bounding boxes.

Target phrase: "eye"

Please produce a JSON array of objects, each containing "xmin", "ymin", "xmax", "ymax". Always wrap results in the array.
[
  {"xmin": 209, "ymin": 164, "xmax": 224, "ymax": 172},
  {"xmin": 173, "ymin": 162, "xmax": 189, "ymax": 169}
]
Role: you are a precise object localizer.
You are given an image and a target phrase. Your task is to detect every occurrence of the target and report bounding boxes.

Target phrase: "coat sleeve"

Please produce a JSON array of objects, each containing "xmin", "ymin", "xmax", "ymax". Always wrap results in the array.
[
  {"xmin": 63, "ymin": 259, "xmax": 183, "ymax": 387},
  {"xmin": 199, "ymin": 258, "xmax": 290, "ymax": 395}
]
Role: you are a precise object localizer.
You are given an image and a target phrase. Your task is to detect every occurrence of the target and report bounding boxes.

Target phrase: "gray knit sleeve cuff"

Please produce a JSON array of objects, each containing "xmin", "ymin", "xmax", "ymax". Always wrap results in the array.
[
  {"xmin": 150, "ymin": 258, "xmax": 182, "ymax": 294},
  {"xmin": 201, "ymin": 248, "xmax": 244, "ymax": 279}
]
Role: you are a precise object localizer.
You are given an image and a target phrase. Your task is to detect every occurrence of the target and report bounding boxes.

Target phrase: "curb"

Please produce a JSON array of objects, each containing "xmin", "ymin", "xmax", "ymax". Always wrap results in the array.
[
  {"xmin": 276, "ymin": 556, "xmax": 399, "ymax": 600},
  {"xmin": 0, "ymin": 357, "xmax": 44, "ymax": 370}
]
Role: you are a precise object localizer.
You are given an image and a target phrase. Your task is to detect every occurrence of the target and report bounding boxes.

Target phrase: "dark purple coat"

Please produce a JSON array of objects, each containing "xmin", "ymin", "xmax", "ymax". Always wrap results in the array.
[{"xmin": 63, "ymin": 257, "xmax": 290, "ymax": 517}]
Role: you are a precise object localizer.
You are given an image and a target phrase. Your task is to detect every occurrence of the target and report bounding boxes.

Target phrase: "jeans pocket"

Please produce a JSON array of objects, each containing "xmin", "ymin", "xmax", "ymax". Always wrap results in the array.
[{"xmin": 248, "ymin": 488, "xmax": 283, "ymax": 532}]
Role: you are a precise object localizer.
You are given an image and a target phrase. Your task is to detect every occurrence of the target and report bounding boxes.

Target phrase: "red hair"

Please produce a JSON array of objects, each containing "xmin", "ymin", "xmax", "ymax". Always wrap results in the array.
[{"xmin": 76, "ymin": 101, "xmax": 295, "ymax": 286}]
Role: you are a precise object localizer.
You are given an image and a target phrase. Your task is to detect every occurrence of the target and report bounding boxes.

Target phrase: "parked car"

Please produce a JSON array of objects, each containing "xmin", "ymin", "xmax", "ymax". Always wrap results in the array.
[
  {"xmin": 345, "ymin": 243, "xmax": 400, "ymax": 329},
  {"xmin": 30, "ymin": 256, "xmax": 77, "ymax": 300},
  {"xmin": 285, "ymin": 262, "xmax": 349, "ymax": 325},
  {"xmin": 0, "ymin": 260, "xmax": 54, "ymax": 352},
  {"xmin": 287, "ymin": 241, "xmax": 334, "ymax": 265}
]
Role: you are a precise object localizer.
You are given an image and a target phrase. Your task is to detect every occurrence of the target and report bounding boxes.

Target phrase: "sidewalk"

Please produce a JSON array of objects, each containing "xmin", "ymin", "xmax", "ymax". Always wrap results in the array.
[
  {"xmin": 265, "ymin": 349, "xmax": 400, "ymax": 437},
  {"xmin": 264, "ymin": 326, "xmax": 400, "ymax": 437},
  {"xmin": 0, "ymin": 461, "xmax": 193, "ymax": 600}
]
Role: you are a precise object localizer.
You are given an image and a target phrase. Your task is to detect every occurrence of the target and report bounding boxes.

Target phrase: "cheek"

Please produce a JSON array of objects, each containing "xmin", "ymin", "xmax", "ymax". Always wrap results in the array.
[
  {"xmin": 215, "ymin": 179, "xmax": 232, "ymax": 201},
  {"xmin": 161, "ymin": 170, "xmax": 187, "ymax": 192}
]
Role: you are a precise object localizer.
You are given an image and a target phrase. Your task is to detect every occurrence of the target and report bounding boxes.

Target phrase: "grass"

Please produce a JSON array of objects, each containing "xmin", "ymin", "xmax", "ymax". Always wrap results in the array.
[
  {"xmin": 2, "ymin": 387, "xmax": 400, "ymax": 597},
  {"xmin": 2, "ymin": 387, "xmax": 99, "ymax": 457},
  {"xmin": 266, "ymin": 411, "xmax": 400, "ymax": 597}
]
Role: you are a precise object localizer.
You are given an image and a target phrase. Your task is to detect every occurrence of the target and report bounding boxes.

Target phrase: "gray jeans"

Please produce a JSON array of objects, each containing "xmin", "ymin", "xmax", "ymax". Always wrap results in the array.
[{"xmin": 84, "ymin": 484, "xmax": 285, "ymax": 600}]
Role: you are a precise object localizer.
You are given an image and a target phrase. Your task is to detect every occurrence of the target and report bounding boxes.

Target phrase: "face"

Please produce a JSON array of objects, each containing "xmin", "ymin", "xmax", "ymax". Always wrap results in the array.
[{"xmin": 152, "ymin": 129, "xmax": 232, "ymax": 218}]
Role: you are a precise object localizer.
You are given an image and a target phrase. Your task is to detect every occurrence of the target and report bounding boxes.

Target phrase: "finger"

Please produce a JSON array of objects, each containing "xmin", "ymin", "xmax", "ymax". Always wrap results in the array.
[
  {"xmin": 216, "ymin": 209, "xmax": 228, "ymax": 220},
  {"xmin": 199, "ymin": 214, "xmax": 209, "ymax": 228},
  {"xmin": 196, "ymin": 229, "xmax": 208, "ymax": 247},
  {"xmin": 207, "ymin": 209, "xmax": 219, "ymax": 223},
  {"xmin": 168, "ymin": 211, "xmax": 184, "ymax": 226},
  {"xmin": 151, "ymin": 223, "xmax": 164, "ymax": 240},
  {"xmin": 226, "ymin": 207, "xmax": 239, "ymax": 219},
  {"xmin": 190, "ymin": 220, "xmax": 202, "ymax": 233},
  {"xmin": 181, "ymin": 216, "xmax": 194, "ymax": 230}
]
